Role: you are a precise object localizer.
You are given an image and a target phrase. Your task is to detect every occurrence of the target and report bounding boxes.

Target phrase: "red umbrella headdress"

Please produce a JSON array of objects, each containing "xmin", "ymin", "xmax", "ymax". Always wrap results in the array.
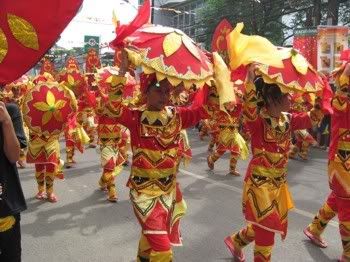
[
  {"xmin": 332, "ymin": 49, "xmax": 350, "ymax": 91},
  {"xmin": 256, "ymin": 48, "xmax": 324, "ymax": 93},
  {"xmin": 109, "ymin": 0, "xmax": 213, "ymax": 90}
]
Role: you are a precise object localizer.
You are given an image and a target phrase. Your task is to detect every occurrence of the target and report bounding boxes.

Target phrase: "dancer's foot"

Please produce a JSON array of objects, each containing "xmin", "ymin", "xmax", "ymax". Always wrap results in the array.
[
  {"xmin": 17, "ymin": 160, "xmax": 26, "ymax": 169},
  {"xmin": 207, "ymin": 156, "xmax": 214, "ymax": 170},
  {"xmin": 303, "ymin": 227, "xmax": 328, "ymax": 248},
  {"xmin": 35, "ymin": 191, "xmax": 47, "ymax": 200},
  {"xmin": 224, "ymin": 236, "xmax": 245, "ymax": 262},
  {"xmin": 228, "ymin": 170, "xmax": 241, "ymax": 176},
  {"xmin": 47, "ymin": 193, "xmax": 58, "ymax": 203},
  {"xmin": 107, "ymin": 194, "xmax": 118, "ymax": 203},
  {"xmin": 338, "ymin": 255, "xmax": 350, "ymax": 262}
]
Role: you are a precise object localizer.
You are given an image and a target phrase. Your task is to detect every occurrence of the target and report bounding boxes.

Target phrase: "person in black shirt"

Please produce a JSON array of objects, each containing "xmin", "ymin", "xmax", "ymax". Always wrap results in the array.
[{"xmin": 0, "ymin": 101, "xmax": 27, "ymax": 262}]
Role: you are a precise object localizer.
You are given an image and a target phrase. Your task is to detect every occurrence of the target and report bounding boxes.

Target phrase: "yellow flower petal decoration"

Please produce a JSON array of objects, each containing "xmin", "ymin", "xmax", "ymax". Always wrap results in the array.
[
  {"xmin": 53, "ymin": 110, "xmax": 63, "ymax": 122},
  {"xmin": 33, "ymin": 101, "xmax": 50, "ymax": 112},
  {"xmin": 163, "ymin": 32, "xmax": 182, "ymax": 57},
  {"xmin": 46, "ymin": 91, "xmax": 55, "ymax": 107},
  {"xmin": 0, "ymin": 28, "xmax": 8, "ymax": 64},
  {"xmin": 42, "ymin": 111, "xmax": 53, "ymax": 125},
  {"xmin": 7, "ymin": 14, "xmax": 39, "ymax": 50},
  {"xmin": 55, "ymin": 100, "xmax": 66, "ymax": 110},
  {"xmin": 67, "ymin": 74, "xmax": 75, "ymax": 86}
]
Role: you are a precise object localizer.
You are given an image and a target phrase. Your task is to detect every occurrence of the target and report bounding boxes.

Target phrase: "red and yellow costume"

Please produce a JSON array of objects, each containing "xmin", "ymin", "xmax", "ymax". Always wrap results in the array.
[
  {"xmin": 57, "ymin": 57, "xmax": 88, "ymax": 167},
  {"xmin": 305, "ymin": 62, "xmax": 350, "ymax": 261},
  {"xmin": 289, "ymin": 93, "xmax": 317, "ymax": 160},
  {"xmin": 207, "ymin": 86, "xmax": 248, "ymax": 175},
  {"xmin": 225, "ymin": 24, "xmax": 324, "ymax": 262},
  {"xmin": 97, "ymin": 71, "xmax": 209, "ymax": 261},
  {"xmin": 23, "ymin": 73, "xmax": 77, "ymax": 202}
]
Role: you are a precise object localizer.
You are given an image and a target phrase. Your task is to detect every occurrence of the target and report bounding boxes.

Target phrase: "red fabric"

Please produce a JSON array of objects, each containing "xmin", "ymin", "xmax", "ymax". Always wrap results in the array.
[
  {"xmin": 340, "ymin": 49, "xmax": 350, "ymax": 62},
  {"xmin": 211, "ymin": 19, "xmax": 232, "ymax": 52},
  {"xmin": 293, "ymin": 35, "xmax": 317, "ymax": 69},
  {"xmin": 0, "ymin": 0, "xmax": 83, "ymax": 85},
  {"xmin": 320, "ymin": 76, "xmax": 334, "ymax": 115},
  {"xmin": 231, "ymin": 65, "xmax": 248, "ymax": 82},
  {"xmin": 110, "ymin": 0, "xmax": 150, "ymax": 48},
  {"xmin": 190, "ymin": 85, "xmax": 208, "ymax": 109}
]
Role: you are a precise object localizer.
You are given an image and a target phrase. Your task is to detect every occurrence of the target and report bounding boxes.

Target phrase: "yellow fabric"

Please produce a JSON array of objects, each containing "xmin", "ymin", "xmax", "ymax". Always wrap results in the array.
[
  {"xmin": 149, "ymin": 250, "xmax": 173, "ymax": 262},
  {"xmin": 76, "ymin": 125, "xmax": 90, "ymax": 145},
  {"xmin": 254, "ymin": 244, "xmax": 273, "ymax": 261},
  {"xmin": 227, "ymin": 23, "xmax": 283, "ymax": 70},
  {"xmin": 212, "ymin": 52, "xmax": 236, "ymax": 111},
  {"xmin": 233, "ymin": 129, "xmax": 249, "ymax": 160},
  {"xmin": 0, "ymin": 216, "xmax": 15, "ymax": 232}
]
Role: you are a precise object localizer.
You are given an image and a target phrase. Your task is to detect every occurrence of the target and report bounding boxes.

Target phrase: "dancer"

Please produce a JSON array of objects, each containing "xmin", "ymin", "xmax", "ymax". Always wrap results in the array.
[{"xmin": 304, "ymin": 57, "xmax": 350, "ymax": 262}]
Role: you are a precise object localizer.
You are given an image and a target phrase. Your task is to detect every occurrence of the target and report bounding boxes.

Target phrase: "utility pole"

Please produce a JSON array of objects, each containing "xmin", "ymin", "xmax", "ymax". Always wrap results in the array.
[
  {"xmin": 151, "ymin": 0, "xmax": 155, "ymax": 23},
  {"xmin": 313, "ymin": 0, "xmax": 321, "ymax": 26}
]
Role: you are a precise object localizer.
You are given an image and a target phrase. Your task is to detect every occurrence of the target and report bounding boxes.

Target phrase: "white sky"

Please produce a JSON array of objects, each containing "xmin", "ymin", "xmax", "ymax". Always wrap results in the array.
[{"xmin": 56, "ymin": 0, "xmax": 139, "ymax": 51}]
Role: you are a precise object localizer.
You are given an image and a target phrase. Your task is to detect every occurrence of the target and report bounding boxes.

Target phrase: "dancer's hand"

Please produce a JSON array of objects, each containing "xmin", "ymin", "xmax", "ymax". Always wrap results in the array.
[
  {"xmin": 0, "ymin": 101, "xmax": 11, "ymax": 125},
  {"xmin": 247, "ymin": 63, "xmax": 259, "ymax": 82}
]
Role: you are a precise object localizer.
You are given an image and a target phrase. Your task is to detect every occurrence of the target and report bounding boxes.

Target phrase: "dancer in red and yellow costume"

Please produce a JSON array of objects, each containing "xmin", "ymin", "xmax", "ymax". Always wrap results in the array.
[
  {"xmin": 289, "ymin": 93, "xmax": 317, "ymax": 160},
  {"xmin": 107, "ymin": 3, "xmax": 235, "ymax": 258},
  {"xmin": 304, "ymin": 51, "xmax": 350, "ymax": 262},
  {"xmin": 224, "ymin": 23, "xmax": 324, "ymax": 262},
  {"xmin": 23, "ymin": 73, "xmax": 77, "ymax": 202},
  {"xmin": 94, "ymin": 67, "xmax": 135, "ymax": 202},
  {"xmin": 57, "ymin": 57, "xmax": 88, "ymax": 168},
  {"xmin": 207, "ymin": 84, "xmax": 248, "ymax": 176}
]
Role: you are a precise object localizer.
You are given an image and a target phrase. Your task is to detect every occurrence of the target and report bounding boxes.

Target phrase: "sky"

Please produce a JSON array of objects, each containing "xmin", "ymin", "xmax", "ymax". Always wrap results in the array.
[{"xmin": 56, "ymin": 0, "xmax": 139, "ymax": 51}]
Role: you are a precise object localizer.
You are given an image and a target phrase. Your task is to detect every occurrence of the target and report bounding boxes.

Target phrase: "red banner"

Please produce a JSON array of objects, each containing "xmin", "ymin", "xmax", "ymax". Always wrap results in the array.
[
  {"xmin": 0, "ymin": 0, "xmax": 83, "ymax": 86},
  {"xmin": 293, "ymin": 28, "xmax": 318, "ymax": 69}
]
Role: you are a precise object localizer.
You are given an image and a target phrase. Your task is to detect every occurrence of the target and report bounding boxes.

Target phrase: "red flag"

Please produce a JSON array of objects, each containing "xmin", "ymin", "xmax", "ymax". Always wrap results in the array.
[
  {"xmin": 0, "ymin": 0, "xmax": 83, "ymax": 86},
  {"xmin": 110, "ymin": 0, "xmax": 151, "ymax": 49},
  {"xmin": 211, "ymin": 19, "xmax": 232, "ymax": 52},
  {"xmin": 211, "ymin": 19, "xmax": 232, "ymax": 65}
]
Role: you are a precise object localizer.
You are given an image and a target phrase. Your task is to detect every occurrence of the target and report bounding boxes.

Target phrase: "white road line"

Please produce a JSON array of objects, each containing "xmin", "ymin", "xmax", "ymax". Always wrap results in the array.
[{"xmin": 179, "ymin": 168, "xmax": 338, "ymax": 228}]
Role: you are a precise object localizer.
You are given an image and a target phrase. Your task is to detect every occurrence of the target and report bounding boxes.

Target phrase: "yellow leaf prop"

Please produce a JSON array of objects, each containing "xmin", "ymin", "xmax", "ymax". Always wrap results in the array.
[
  {"xmin": 7, "ymin": 14, "xmax": 39, "ymax": 50},
  {"xmin": 212, "ymin": 52, "xmax": 236, "ymax": 111},
  {"xmin": 227, "ymin": 23, "xmax": 283, "ymax": 70},
  {"xmin": 55, "ymin": 100, "xmax": 66, "ymax": 110},
  {"xmin": 163, "ymin": 32, "xmax": 182, "ymax": 57},
  {"xmin": 0, "ymin": 28, "xmax": 8, "ymax": 63},
  {"xmin": 53, "ymin": 110, "xmax": 63, "ymax": 122}
]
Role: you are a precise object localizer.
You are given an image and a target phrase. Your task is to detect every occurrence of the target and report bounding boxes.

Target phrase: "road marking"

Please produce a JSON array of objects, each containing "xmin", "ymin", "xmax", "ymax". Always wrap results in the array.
[{"xmin": 179, "ymin": 168, "xmax": 338, "ymax": 228}]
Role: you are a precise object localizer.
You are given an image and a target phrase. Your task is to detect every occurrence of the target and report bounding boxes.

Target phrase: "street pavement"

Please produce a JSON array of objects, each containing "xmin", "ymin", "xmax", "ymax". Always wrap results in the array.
[{"xmin": 19, "ymin": 129, "xmax": 342, "ymax": 262}]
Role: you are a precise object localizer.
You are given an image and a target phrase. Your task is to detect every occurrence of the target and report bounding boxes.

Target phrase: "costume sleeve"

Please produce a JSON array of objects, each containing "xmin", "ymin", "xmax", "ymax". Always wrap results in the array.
[
  {"xmin": 6, "ymin": 103, "xmax": 27, "ymax": 149},
  {"xmin": 179, "ymin": 106, "xmax": 210, "ymax": 129},
  {"xmin": 291, "ymin": 109, "xmax": 322, "ymax": 131}
]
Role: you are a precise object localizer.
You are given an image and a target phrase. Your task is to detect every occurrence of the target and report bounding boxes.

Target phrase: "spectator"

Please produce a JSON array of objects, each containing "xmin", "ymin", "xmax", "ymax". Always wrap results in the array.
[{"xmin": 0, "ymin": 100, "xmax": 27, "ymax": 262}]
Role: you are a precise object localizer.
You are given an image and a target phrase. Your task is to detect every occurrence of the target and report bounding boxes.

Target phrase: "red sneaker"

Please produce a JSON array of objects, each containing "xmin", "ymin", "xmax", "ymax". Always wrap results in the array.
[
  {"xmin": 35, "ymin": 191, "xmax": 47, "ymax": 200},
  {"xmin": 47, "ymin": 193, "xmax": 58, "ymax": 203},
  {"xmin": 224, "ymin": 236, "xmax": 245, "ymax": 262}
]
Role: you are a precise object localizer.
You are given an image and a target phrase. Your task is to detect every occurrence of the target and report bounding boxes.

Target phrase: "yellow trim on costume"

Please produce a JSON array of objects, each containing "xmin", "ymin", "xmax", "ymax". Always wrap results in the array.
[
  {"xmin": 251, "ymin": 166, "xmax": 287, "ymax": 178},
  {"xmin": 0, "ymin": 216, "xmax": 15, "ymax": 232},
  {"xmin": 132, "ymin": 167, "xmax": 178, "ymax": 179},
  {"xmin": 338, "ymin": 141, "xmax": 350, "ymax": 151}
]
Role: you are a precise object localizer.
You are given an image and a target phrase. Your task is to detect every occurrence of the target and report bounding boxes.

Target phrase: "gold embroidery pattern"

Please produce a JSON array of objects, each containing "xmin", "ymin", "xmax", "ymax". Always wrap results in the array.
[
  {"xmin": 0, "ymin": 28, "xmax": 8, "ymax": 63},
  {"xmin": 7, "ymin": 14, "xmax": 39, "ymax": 50}
]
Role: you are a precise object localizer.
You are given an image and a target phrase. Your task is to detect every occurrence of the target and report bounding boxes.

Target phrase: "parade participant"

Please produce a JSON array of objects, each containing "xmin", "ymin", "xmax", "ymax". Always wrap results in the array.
[
  {"xmin": 95, "ymin": 67, "xmax": 134, "ymax": 202},
  {"xmin": 224, "ymin": 68, "xmax": 323, "ymax": 262},
  {"xmin": 289, "ymin": 93, "xmax": 317, "ymax": 160},
  {"xmin": 23, "ymin": 74, "xmax": 77, "ymax": 202},
  {"xmin": 207, "ymin": 84, "xmax": 248, "ymax": 176},
  {"xmin": 304, "ymin": 55, "xmax": 350, "ymax": 262},
  {"xmin": 224, "ymin": 23, "xmax": 324, "ymax": 262}
]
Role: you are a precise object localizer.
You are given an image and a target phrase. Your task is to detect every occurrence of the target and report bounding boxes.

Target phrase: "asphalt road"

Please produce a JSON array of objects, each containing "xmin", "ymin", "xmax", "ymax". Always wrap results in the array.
[{"xmin": 19, "ymin": 129, "xmax": 342, "ymax": 262}]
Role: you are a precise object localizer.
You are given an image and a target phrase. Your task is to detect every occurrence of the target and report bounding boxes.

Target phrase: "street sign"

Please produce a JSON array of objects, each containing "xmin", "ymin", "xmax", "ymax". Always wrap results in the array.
[{"xmin": 84, "ymin": 35, "xmax": 100, "ymax": 53}]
